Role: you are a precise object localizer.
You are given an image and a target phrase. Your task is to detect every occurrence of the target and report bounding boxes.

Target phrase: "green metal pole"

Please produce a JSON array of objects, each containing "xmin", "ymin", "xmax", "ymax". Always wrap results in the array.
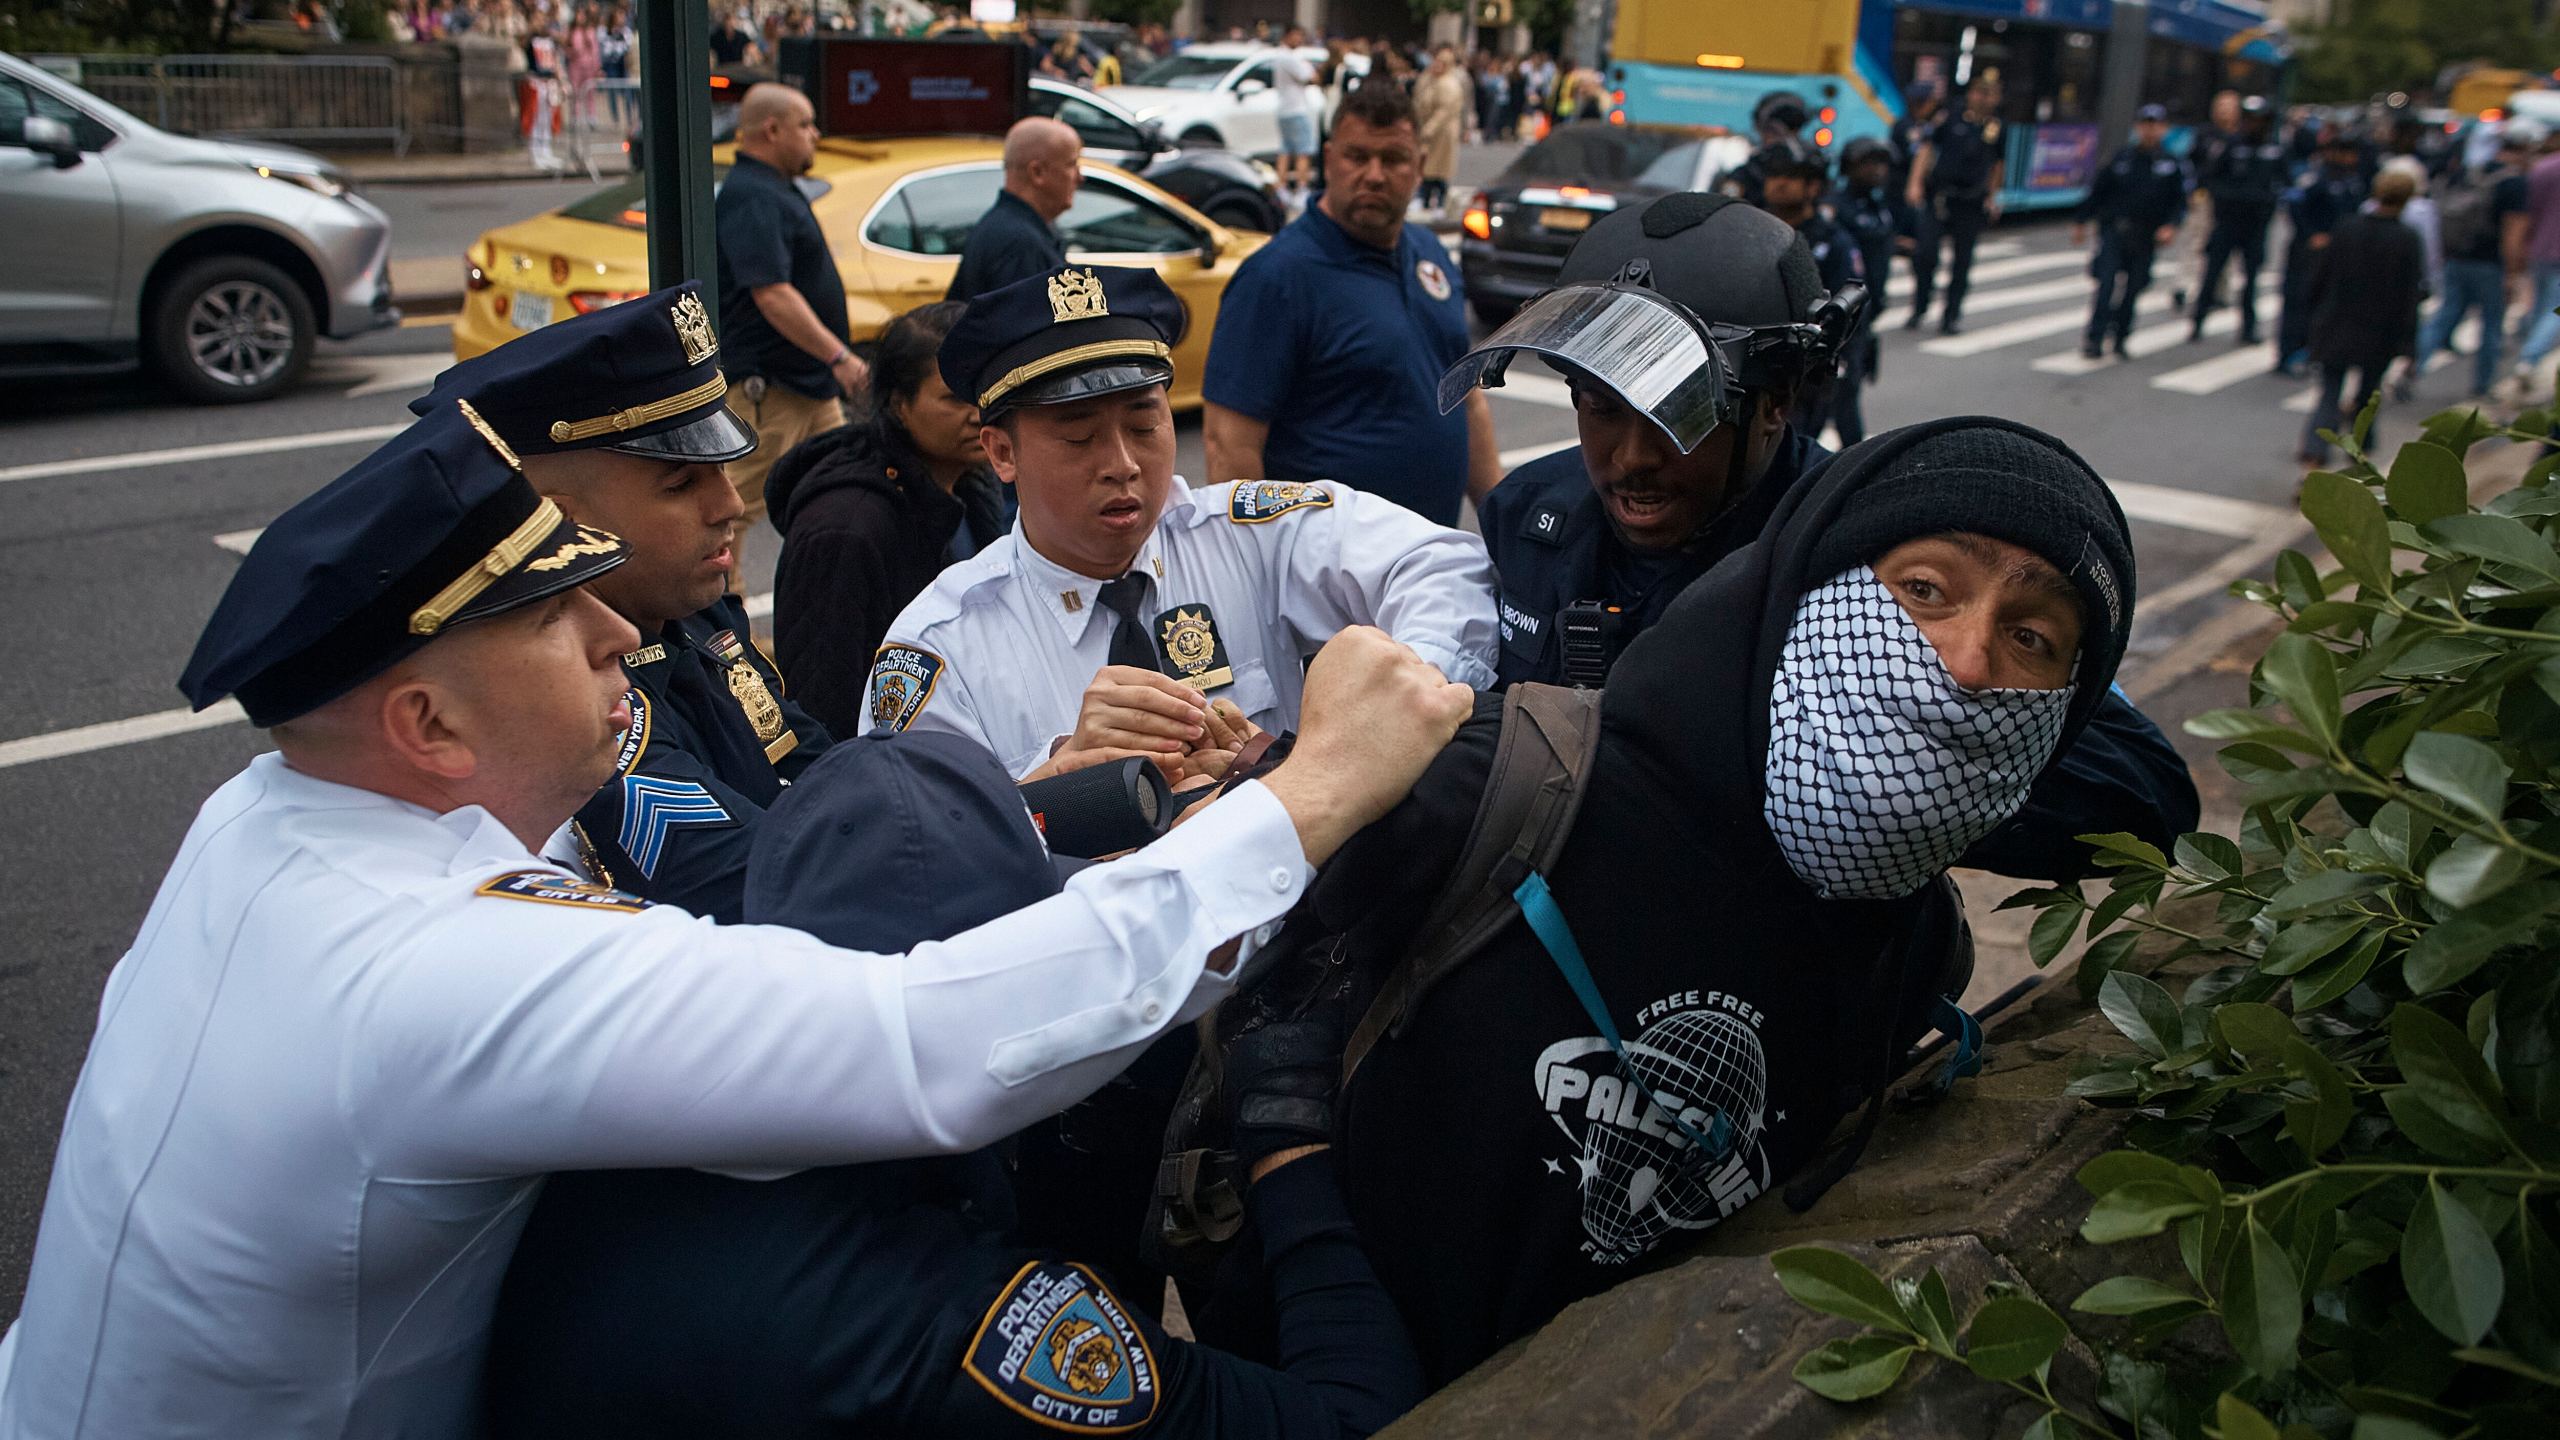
[{"xmin": 638, "ymin": 0, "xmax": 719, "ymax": 323}]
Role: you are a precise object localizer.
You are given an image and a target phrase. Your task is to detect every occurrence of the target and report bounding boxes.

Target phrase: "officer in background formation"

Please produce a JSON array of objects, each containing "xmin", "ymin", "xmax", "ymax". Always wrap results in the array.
[
  {"xmin": 1746, "ymin": 139, "xmax": 1865, "ymax": 438},
  {"xmin": 411, "ymin": 281, "xmax": 833, "ymax": 923},
  {"xmin": 2189, "ymin": 95, "xmax": 2288, "ymax": 346},
  {"xmin": 1904, "ymin": 70, "xmax": 2006, "ymax": 336},
  {"xmin": 1715, "ymin": 89, "xmax": 1814, "ymax": 207},
  {"xmin": 1832, "ymin": 136, "xmax": 1910, "ymax": 446},
  {"xmin": 865, "ymin": 264, "xmax": 1498, "ymax": 782},
  {"xmin": 1888, "ymin": 78, "xmax": 1943, "ymax": 306},
  {"xmin": 1448, "ymin": 194, "xmax": 2199, "ymax": 878},
  {"xmin": 2277, "ymin": 126, "xmax": 2373, "ymax": 375},
  {"xmin": 0, "ymin": 389, "xmax": 1476, "ymax": 1436},
  {"xmin": 2075, "ymin": 104, "xmax": 2193, "ymax": 361}
]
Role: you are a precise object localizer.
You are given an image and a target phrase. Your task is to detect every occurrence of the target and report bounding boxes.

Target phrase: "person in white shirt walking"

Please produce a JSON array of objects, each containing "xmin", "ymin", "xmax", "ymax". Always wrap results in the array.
[
  {"xmin": 1272, "ymin": 26, "xmax": 1322, "ymax": 209},
  {"xmin": 0, "ymin": 400, "xmax": 1469, "ymax": 1440}
]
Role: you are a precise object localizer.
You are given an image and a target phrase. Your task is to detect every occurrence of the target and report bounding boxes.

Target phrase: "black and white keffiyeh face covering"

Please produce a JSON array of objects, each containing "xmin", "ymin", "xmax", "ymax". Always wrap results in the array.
[{"xmin": 1763, "ymin": 568, "xmax": 2077, "ymax": 900}]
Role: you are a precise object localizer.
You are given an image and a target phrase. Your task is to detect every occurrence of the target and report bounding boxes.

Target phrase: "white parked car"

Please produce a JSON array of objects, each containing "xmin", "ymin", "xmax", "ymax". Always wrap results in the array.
[{"xmin": 1101, "ymin": 42, "xmax": 1360, "ymax": 159}]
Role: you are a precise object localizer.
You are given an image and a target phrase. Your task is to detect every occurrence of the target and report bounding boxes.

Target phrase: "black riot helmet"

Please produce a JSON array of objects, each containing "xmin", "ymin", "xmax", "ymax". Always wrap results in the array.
[
  {"xmin": 1437, "ymin": 193, "xmax": 1865, "ymax": 456},
  {"xmin": 1753, "ymin": 89, "xmax": 1812, "ymax": 138},
  {"xmin": 1753, "ymin": 135, "xmax": 1830, "ymax": 184},
  {"xmin": 1839, "ymin": 134, "xmax": 1893, "ymax": 173}
]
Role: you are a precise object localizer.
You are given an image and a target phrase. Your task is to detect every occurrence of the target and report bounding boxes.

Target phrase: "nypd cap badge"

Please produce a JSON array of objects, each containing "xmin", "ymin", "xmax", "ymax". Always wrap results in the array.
[{"xmin": 961, "ymin": 1261, "xmax": 1160, "ymax": 1434}]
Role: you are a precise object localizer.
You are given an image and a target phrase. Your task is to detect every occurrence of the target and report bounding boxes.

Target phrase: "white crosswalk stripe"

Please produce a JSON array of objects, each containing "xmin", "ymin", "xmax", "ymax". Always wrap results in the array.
[
  {"xmin": 2149, "ymin": 338, "xmax": 2282, "ymax": 395},
  {"xmin": 1917, "ymin": 289, "xmax": 2173, "ymax": 357},
  {"xmin": 2033, "ymin": 310, "xmax": 2237, "ymax": 375},
  {"xmin": 2106, "ymin": 479, "xmax": 2293, "ymax": 539}
]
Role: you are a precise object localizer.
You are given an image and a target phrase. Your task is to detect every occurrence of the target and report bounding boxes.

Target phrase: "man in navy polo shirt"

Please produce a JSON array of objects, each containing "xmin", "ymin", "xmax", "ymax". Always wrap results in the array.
[{"xmin": 1201, "ymin": 80, "xmax": 1501, "ymax": 526}]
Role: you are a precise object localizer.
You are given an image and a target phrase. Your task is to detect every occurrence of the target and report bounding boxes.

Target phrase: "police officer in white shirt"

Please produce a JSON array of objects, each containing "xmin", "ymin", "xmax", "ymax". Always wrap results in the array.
[
  {"xmin": 0, "ymin": 401, "xmax": 1471, "ymax": 1440},
  {"xmin": 861, "ymin": 263, "xmax": 1498, "ymax": 782}
]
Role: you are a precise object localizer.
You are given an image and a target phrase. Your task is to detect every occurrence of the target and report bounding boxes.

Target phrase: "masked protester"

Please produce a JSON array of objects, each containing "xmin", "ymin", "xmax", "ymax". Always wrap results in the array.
[
  {"xmin": 1296, "ymin": 417, "xmax": 2143, "ymax": 1384},
  {"xmin": 1451, "ymin": 194, "xmax": 2195, "ymax": 880}
]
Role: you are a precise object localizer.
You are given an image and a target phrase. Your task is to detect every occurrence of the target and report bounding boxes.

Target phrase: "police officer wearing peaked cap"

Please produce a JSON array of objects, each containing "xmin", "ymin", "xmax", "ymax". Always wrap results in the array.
[
  {"xmin": 1444, "ymin": 193, "xmax": 2202, "ymax": 882},
  {"xmin": 864, "ymin": 263, "xmax": 1498, "ymax": 784},
  {"xmin": 482, "ymin": 729, "xmax": 1427, "ymax": 1440},
  {"xmin": 3, "ymin": 397, "xmax": 1434, "ymax": 1437},
  {"xmin": 2076, "ymin": 103, "xmax": 2194, "ymax": 360},
  {"xmin": 410, "ymin": 279, "xmax": 833, "ymax": 923}
]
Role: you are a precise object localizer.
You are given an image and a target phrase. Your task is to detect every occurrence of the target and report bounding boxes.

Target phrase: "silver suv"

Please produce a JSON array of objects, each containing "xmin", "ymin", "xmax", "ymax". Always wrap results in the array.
[{"xmin": 0, "ymin": 51, "xmax": 397, "ymax": 402}]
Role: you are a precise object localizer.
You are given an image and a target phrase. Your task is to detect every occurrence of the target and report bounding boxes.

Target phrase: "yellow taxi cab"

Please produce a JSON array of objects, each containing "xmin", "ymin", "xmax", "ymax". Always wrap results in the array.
[{"xmin": 452, "ymin": 134, "xmax": 1266, "ymax": 410}]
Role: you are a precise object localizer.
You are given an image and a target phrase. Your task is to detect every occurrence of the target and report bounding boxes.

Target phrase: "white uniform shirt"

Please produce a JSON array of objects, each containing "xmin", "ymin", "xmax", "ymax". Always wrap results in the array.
[
  {"xmin": 0, "ymin": 751, "xmax": 1310, "ymax": 1439},
  {"xmin": 860, "ymin": 478, "xmax": 1498, "ymax": 776}
]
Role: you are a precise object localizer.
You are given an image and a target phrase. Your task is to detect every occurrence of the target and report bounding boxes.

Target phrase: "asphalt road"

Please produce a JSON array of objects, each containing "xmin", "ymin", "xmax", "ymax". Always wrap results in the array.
[{"xmin": 0, "ymin": 165, "xmax": 2472, "ymax": 1320}]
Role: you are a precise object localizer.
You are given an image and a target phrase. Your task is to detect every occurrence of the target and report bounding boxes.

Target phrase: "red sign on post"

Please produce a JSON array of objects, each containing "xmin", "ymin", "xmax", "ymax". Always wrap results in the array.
[{"xmin": 779, "ymin": 37, "xmax": 1029, "ymax": 139}]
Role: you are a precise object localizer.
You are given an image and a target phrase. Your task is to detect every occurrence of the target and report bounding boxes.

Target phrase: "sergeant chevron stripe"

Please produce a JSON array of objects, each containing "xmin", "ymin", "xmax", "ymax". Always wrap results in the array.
[{"xmin": 616, "ymin": 776, "xmax": 731, "ymax": 878}]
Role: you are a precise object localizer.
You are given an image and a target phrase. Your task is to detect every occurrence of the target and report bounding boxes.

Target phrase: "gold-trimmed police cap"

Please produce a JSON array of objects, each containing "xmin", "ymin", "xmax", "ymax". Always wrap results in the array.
[
  {"xmin": 939, "ymin": 264, "xmax": 1180, "ymax": 419},
  {"xmin": 409, "ymin": 280, "xmax": 756, "ymax": 464},
  {"xmin": 179, "ymin": 402, "xmax": 630, "ymax": 727}
]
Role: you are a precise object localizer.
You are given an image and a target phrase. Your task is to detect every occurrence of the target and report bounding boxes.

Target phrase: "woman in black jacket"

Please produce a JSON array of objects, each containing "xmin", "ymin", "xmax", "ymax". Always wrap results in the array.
[{"xmin": 766, "ymin": 301, "xmax": 1009, "ymax": 736}]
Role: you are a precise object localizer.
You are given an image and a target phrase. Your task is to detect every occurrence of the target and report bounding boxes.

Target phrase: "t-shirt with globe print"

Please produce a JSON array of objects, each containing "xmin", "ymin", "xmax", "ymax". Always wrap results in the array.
[{"xmin": 1318, "ymin": 709, "xmax": 1901, "ymax": 1387}]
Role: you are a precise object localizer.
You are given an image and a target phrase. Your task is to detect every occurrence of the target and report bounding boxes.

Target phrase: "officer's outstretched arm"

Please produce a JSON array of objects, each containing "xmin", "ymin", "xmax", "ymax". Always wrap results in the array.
[
  {"xmin": 1957, "ymin": 686, "xmax": 2201, "ymax": 881},
  {"xmin": 1243, "ymin": 481, "xmax": 1500, "ymax": 690}
]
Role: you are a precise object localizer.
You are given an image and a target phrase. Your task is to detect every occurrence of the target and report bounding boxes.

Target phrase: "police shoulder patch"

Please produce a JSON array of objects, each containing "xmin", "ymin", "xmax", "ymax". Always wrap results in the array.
[
  {"xmin": 962, "ymin": 1261, "xmax": 1160, "ymax": 1434},
  {"xmin": 869, "ymin": 644, "xmax": 946, "ymax": 734},
  {"xmin": 614, "ymin": 775, "xmax": 734, "ymax": 879},
  {"xmin": 1227, "ymin": 480, "xmax": 1334, "ymax": 523},
  {"xmin": 475, "ymin": 870, "xmax": 652, "ymax": 913},
  {"xmin": 611, "ymin": 687, "xmax": 652, "ymax": 777}
]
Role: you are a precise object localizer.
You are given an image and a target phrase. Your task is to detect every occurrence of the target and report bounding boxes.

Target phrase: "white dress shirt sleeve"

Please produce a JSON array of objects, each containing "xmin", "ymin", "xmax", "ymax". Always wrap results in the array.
[
  {"xmin": 1262, "ymin": 485, "xmax": 1501, "ymax": 690},
  {"xmin": 353, "ymin": 780, "xmax": 1311, "ymax": 1178}
]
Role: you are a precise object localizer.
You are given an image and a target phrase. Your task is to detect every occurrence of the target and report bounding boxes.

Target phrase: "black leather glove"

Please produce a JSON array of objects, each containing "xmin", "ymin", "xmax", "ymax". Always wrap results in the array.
[{"xmin": 1223, "ymin": 1015, "xmax": 1344, "ymax": 1173}]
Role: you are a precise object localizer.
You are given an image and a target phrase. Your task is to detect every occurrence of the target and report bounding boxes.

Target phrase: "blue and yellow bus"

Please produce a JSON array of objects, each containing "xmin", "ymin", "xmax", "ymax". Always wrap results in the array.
[{"xmin": 1605, "ymin": 0, "xmax": 2294, "ymax": 212}]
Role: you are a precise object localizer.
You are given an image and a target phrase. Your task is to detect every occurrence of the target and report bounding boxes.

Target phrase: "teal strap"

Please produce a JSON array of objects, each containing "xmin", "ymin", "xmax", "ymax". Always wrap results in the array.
[
  {"xmin": 1932, "ymin": 996, "xmax": 1983, "ymax": 1094},
  {"xmin": 1512, "ymin": 872, "xmax": 1732, "ymax": 1164}
]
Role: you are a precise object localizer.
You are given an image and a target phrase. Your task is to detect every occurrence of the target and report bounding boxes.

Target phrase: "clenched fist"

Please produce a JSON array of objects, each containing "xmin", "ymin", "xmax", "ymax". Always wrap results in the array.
[{"xmin": 1260, "ymin": 626, "xmax": 1473, "ymax": 865}]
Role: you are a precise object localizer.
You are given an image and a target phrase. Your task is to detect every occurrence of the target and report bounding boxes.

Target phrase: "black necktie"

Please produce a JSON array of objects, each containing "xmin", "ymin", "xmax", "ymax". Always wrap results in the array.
[{"xmin": 1096, "ymin": 572, "xmax": 1158, "ymax": 671}]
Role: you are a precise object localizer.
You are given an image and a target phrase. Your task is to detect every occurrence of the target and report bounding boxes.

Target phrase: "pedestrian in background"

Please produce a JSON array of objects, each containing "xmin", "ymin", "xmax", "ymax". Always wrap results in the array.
[
  {"xmin": 945, "ymin": 116, "xmax": 1077, "ymax": 303},
  {"xmin": 2074, "ymin": 103, "xmax": 2190, "ymax": 360},
  {"xmin": 598, "ymin": 4, "xmax": 635, "ymax": 127},
  {"xmin": 1905, "ymin": 71, "xmax": 2005, "ymax": 335},
  {"xmin": 766, "ymin": 301, "xmax": 1008, "ymax": 736},
  {"xmin": 1412, "ymin": 45, "xmax": 1469, "ymax": 217},
  {"xmin": 1203, "ymin": 80, "xmax": 1499, "ymax": 524},
  {"xmin": 2507, "ymin": 126, "xmax": 2560, "ymax": 391},
  {"xmin": 2300, "ymin": 169, "xmax": 2424, "ymax": 468},
  {"xmin": 2410, "ymin": 123, "xmax": 2534, "ymax": 403},
  {"xmin": 1272, "ymin": 25, "xmax": 1322, "ymax": 210},
  {"xmin": 716, "ymin": 82, "xmax": 864, "ymax": 580}
]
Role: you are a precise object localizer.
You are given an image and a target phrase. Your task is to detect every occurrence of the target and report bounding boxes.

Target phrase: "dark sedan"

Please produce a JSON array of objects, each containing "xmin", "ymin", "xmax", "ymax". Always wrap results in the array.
[
  {"xmin": 1458, "ymin": 122, "xmax": 1739, "ymax": 324},
  {"xmin": 1029, "ymin": 79, "xmax": 1286, "ymax": 233}
]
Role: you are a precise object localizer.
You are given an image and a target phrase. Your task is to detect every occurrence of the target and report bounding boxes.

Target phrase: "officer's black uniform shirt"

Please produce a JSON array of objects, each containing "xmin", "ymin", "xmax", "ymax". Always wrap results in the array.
[
  {"xmin": 2078, "ymin": 143, "xmax": 2191, "ymax": 230},
  {"xmin": 1838, "ymin": 184, "xmax": 1907, "ymax": 285},
  {"xmin": 2290, "ymin": 162, "xmax": 2369, "ymax": 243},
  {"xmin": 946, "ymin": 189, "xmax": 1070, "ymax": 305},
  {"xmin": 1477, "ymin": 441, "xmax": 2200, "ymax": 880},
  {"xmin": 1889, "ymin": 111, "xmax": 1935, "ymax": 197},
  {"xmin": 573, "ymin": 594, "xmax": 833, "ymax": 922},
  {"xmin": 2203, "ymin": 133, "xmax": 2291, "ymax": 214},
  {"xmin": 716, "ymin": 154, "xmax": 853, "ymax": 399},
  {"xmin": 1925, "ymin": 112, "xmax": 2000, "ymax": 199},
  {"xmin": 1795, "ymin": 210, "xmax": 1863, "ymax": 292}
]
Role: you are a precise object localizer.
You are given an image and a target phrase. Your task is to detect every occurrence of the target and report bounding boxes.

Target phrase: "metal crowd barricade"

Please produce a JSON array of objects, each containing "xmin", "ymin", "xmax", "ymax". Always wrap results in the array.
[
  {"xmin": 563, "ymin": 77, "xmax": 643, "ymax": 182},
  {"xmin": 72, "ymin": 54, "xmax": 409, "ymax": 154}
]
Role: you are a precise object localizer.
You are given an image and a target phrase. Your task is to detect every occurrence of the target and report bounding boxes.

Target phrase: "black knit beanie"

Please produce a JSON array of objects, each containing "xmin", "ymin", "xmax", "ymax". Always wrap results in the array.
[{"xmin": 1806, "ymin": 421, "xmax": 2134, "ymax": 691}]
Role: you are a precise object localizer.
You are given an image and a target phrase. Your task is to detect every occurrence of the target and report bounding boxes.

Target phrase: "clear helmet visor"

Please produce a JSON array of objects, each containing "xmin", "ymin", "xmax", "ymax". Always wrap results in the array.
[{"xmin": 1436, "ymin": 284, "xmax": 1740, "ymax": 455}]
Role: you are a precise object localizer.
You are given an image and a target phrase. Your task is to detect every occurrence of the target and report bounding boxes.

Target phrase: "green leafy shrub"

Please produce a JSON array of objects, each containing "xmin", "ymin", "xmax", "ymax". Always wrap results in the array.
[{"xmin": 1774, "ymin": 402, "xmax": 2560, "ymax": 1439}]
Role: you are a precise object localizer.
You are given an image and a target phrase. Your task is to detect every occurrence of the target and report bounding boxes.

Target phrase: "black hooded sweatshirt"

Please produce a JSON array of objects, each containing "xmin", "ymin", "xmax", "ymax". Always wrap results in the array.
[
  {"xmin": 1320, "ymin": 418, "xmax": 2138, "ymax": 1384},
  {"xmin": 765, "ymin": 420, "xmax": 1008, "ymax": 735}
]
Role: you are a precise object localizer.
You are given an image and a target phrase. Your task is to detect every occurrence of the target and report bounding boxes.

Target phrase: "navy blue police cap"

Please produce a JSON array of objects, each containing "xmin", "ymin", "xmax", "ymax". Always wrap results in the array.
[
  {"xmin": 408, "ymin": 280, "xmax": 756, "ymax": 464},
  {"xmin": 179, "ymin": 402, "xmax": 630, "ymax": 727},
  {"xmin": 2136, "ymin": 103, "xmax": 2169, "ymax": 123},
  {"xmin": 747, "ymin": 729, "xmax": 1071, "ymax": 950},
  {"xmin": 938, "ymin": 264, "xmax": 1181, "ymax": 419}
]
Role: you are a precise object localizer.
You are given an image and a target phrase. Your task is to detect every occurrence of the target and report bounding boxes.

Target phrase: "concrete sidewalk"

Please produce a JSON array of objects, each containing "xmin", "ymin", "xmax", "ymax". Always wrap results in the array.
[{"xmin": 346, "ymin": 145, "xmax": 632, "ymax": 186}]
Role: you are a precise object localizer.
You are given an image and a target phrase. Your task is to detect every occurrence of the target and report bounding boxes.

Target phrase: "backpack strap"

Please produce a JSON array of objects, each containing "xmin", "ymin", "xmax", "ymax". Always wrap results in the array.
[{"xmin": 1341, "ymin": 683, "xmax": 1605, "ymax": 1086}]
